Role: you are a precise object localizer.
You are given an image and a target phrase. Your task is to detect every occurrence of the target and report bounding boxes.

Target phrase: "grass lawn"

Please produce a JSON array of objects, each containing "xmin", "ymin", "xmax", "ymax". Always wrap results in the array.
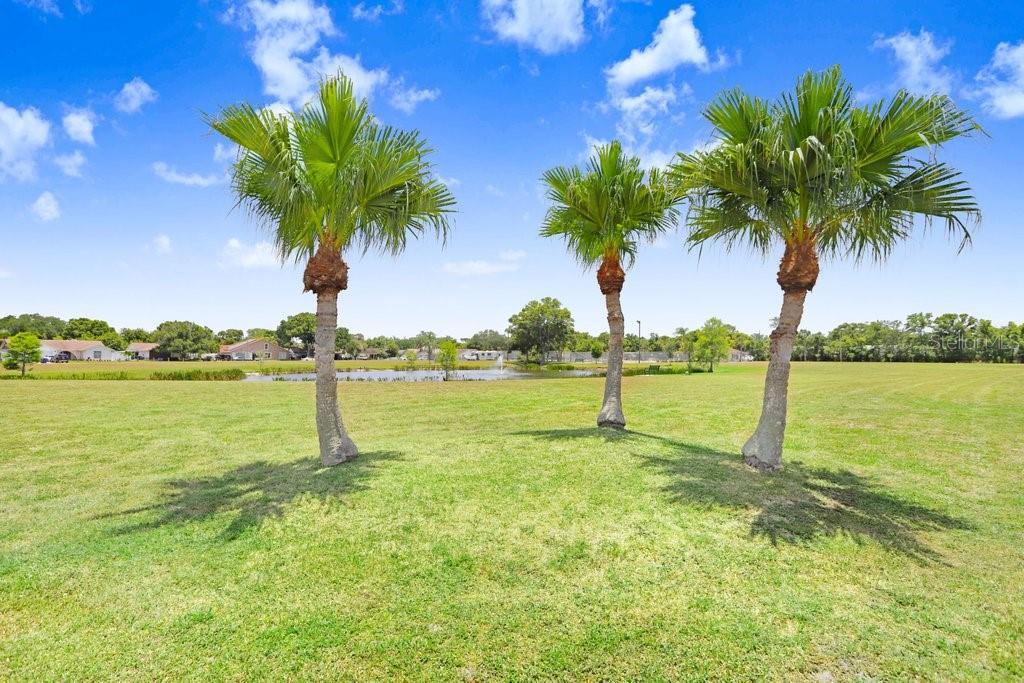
[{"xmin": 1, "ymin": 363, "xmax": 1021, "ymax": 680}]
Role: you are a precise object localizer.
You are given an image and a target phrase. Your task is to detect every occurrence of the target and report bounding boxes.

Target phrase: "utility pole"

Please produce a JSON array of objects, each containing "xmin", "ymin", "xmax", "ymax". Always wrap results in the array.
[{"xmin": 637, "ymin": 320, "xmax": 642, "ymax": 364}]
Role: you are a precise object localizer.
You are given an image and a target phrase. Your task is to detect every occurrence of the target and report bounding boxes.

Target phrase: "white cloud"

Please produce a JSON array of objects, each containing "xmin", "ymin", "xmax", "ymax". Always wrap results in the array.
[
  {"xmin": 443, "ymin": 249, "xmax": 525, "ymax": 276},
  {"xmin": 62, "ymin": 107, "xmax": 97, "ymax": 145},
  {"xmin": 614, "ymin": 84, "xmax": 678, "ymax": 144},
  {"xmin": 605, "ymin": 4, "xmax": 723, "ymax": 91},
  {"xmin": 974, "ymin": 41, "xmax": 1024, "ymax": 119},
  {"xmin": 152, "ymin": 161, "xmax": 222, "ymax": 187},
  {"xmin": 213, "ymin": 142, "xmax": 238, "ymax": 163},
  {"xmin": 436, "ymin": 174, "xmax": 460, "ymax": 187},
  {"xmin": 351, "ymin": 0, "xmax": 403, "ymax": 21},
  {"xmin": 114, "ymin": 77, "xmax": 158, "ymax": 114},
  {"xmin": 220, "ymin": 238, "xmax": 280, "ymax": 269},
  {"xmin": 31, "ymin": 191, "xmax": 60, "ymax": 222},
  {"xmin": 482, "ymin": 0, "xmax": 585, "ymax": 55},
  {"xmin": 389, "ymin": 80, "xmax": 440, "ymax": 113},
  {"xmin": 17, "ymin": 0, "xmax": 62, "ymax": 16},
  {"xmin": 587, "ymin": 0, "xmax": 611, "ymax": 29},
  {"xmin": 241, "ymin": 0, "xmax": 389, "ymax": 110},
  {"xmin": 499, "ymin": 249, "xmax": 526, "ymax": 262},
  {"xmin": 873, "ymin": 30, "xmax": 954, "ymax": 95},
  {"xmin": 54, "ymin": 150, "xmax": 86, "ymax": 177},
  {"xmin": 153, "ymin": 233, "xmax": 172, "ymax": 253},
  {"xmin": 0, "ymin": 102, "xmax": 51, "ymax": 182},
  {"xmin": 0, "ymin": 267, "xmax": 12, "ymax": 279},
  {"xmin": 485, "ymin": 184, "xmax": 505, "ymax": 197}
]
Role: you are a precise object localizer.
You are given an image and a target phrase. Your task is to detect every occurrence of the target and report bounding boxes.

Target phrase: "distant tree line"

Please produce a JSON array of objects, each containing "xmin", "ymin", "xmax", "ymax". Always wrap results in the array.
[{"xmin": 2, "ymin": 310, "xmax": 1020, "ymax": 364}]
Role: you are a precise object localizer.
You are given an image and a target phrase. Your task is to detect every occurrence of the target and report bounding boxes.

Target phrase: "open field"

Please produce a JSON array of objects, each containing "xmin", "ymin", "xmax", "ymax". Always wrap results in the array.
[{"xmin": 1, "ymin": 363, "xmax": 1022, "ymax": 680}]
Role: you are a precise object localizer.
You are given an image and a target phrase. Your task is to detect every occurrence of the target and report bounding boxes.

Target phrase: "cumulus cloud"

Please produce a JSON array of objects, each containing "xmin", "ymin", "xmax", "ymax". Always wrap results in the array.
[
  {"xmin": 0, "ymin": 102, "xmax": 51, "ymax": 182},
  {"xmin": 481, "ymin": 0, "xmax": 585, "ymax": 55},
  {"xmin": 389, "ymin": 80, "xmax": 440, "ymax": 114},
  {"xmin": 114, "ymin": 77, "xmax": 158, "ymax": 114},
  {"xmin": 605, "ymin": 4, "xmax": 724, "ymax": 91},
  {"xmin": 351, "ymin": 0, "xmax": 403, "ymax": 21},
  {"xmin": 31, "ymin": 191, "xmax": 60, "ymax": 222},
  {"xmin": 152, "ymin": 161, "xmax": 222, "ymax": 187},
  {"xmin": 62, "ymin": 106, "xmax": 97, "ymax": 145},
  {"xmin": 873, "ymin": 30, "xmax": 954, "ymax": 95},
  {"xmin": 16, "ymin": 0, "xmax": 89, "ymax": 16},
  {"xmin": 237, "ymin": 0, "xmax": 389, "ymax": 110},
  {"xmin": 153, "ymin": 234, "xmax": 172, "ymax": 253},
  {"xmin": 436, "ymin": 174, "xmax": 460, "ymax": 187},
  {"xmin": 213, "ymin": 142, "xmax": 239, "ymax": 163},
  {"xmin": 220, "ymin": 238, "xmax": 280, "ymax": 269},
  {"xmin": 974, "ymin": 41, "xmax": 1024, "ymax": 119},
  {"xmin": 442, "ymin": 249, "xmax": 525, "ymax": 276},
  {"xmin": 589, "ymin": 4, "xmax": 719, "ymax": 171},
  {"xmin": 54, "ymin": 150, "xmax": 86, "ymax": 177}
]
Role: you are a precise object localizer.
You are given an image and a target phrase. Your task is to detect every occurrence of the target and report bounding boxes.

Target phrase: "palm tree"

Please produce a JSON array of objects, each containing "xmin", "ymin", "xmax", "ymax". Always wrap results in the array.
[
  {"xmin": 541, "ymin": 141, "xmax": 680, "ymax": 429},
  {"xmin": 672, "ymin": 66, "xmax": 979, "ymax": 471},
  {"xmin": 207, "ymin": 75, "xmax": 455, "ymax": 466}
]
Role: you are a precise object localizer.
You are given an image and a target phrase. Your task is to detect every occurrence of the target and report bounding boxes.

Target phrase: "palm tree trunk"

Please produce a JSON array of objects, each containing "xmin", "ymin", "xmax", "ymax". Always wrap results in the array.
[
  {"xmin": 742, "ymin": 289, "xmax": 807, "ymax": 471},
  {"xmin": 314, "ymin": 290, "xmax": 358, "ymax": 466},
  {"xmin": 598, "ymin": 289, "xmax": 626, "ymax": 429}
]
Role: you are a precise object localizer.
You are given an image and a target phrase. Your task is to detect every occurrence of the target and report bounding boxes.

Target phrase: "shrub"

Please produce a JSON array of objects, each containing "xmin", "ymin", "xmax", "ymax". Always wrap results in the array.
[{"xmin": 149, "ymin": 368, "xmax": 247, "ymax": 381}]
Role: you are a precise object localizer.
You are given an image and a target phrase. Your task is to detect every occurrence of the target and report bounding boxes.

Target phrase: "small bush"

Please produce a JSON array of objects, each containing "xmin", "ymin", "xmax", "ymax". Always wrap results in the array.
[{"xmin": 150, "ymin": 368, "xmax": 247, "ymax": 381}]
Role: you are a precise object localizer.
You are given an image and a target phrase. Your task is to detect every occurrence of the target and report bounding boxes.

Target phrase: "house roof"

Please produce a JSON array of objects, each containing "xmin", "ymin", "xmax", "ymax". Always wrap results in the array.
[
  {"xmin": 220, "ymin": 337, "xmax": 283, "ymax": 353},
  {"xmin": 127, "ymin": 342, "xmax": 159, "ymax": 352},
  {"xmin": 41, "ymin": 339, "xmax": 108, "ymax": 352}
]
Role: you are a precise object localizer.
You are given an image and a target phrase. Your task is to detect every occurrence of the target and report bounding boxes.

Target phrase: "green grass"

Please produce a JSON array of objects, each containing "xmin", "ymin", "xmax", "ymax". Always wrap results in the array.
[{"xmin": 1, "ymin": 363, "xmax": 1021, "ymax": 680}]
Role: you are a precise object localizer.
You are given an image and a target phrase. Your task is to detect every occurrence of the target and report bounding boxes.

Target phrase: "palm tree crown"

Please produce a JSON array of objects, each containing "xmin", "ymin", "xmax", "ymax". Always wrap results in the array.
[
  {"xmin": 206, "ymin": 75, "xmax": 455, "ymax": 276},
  {"xmin": 541, "ymin": 141, "xmax": 680, "ymax": 283},
  {"xmin": 671, "ymin": 66, "xmax": 980, "ymax": 268}
]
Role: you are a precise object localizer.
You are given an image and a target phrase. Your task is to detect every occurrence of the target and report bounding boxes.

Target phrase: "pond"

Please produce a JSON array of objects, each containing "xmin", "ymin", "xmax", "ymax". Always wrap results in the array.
[{"xmin": 243, "ymin": 367, "xmax": 600, "ymax": 382}]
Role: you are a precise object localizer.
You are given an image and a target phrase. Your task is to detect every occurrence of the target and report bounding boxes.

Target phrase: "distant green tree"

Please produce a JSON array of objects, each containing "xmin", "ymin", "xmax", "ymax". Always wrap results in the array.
[
  {"xmin": 507, "ymin": 297, "xmax": 574, "ymax": 363},
  {"xmin": 692, "ymin": 318, "xmax": 732, "ymax": 372},
  {"xmin": 6, "ymin": 332, "xmax": 41, "ymax": 377},
  {"xmin": 334, "ymin": 327, "xmax": 360, "ymax": 356},
  {"xmin": 464, "ymin": 329, "xmax": 510, "ymax": 351},
  {"xmin": 120, "ymin": 328, "xmax": 152, "ymax": 344},
  {"xmin": 152, "ymin": 321, "xmax": 217, "ymax": 359},
  {"xmin": 403, "ymin": 349, "xmax": 418, "ymax": 369},
  {"xmin": 416, "ymin": 331, "xmax": 438, "ymax": 360},
  {"xmin": 277, "ymin": 313, "xmax": 317, "ymax": 356},
  {"xmin": 215, "ymin": 329, "xmax": 244, "ymax": 345},
  {"xmin": 437, "ymin": 339, "xmax": 458, "ymax": 379},
  {"xmin": 246, "ymin": 328, "xmax": 276, "ymax": 340},
  {"xmin": 64, "ymin": 318, "xmax": 116, "ymax": 340},
  {"xmin": 0, "ymin": 314, "xmax": 66, "ymax": 339},
  {"xmin": 99, "ymin": 331, "xmax": 126, "ymax": 351}
]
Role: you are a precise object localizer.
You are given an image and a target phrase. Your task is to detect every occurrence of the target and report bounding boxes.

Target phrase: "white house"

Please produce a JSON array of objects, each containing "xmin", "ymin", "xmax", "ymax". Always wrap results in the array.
[
  {"xmin": 218, "ymin": 338, "xmax": 292, "ymax": 361},
  {"xmin": 126, "ymin": 342, "xmax": 159, "ymax": 360},
  {"xmin": 39, "ymin": 339, "xmax": 125, "ymax": 361},
  {"xmin": 460, "ymin": 349, "xmax": 502, "ymax": 361}
]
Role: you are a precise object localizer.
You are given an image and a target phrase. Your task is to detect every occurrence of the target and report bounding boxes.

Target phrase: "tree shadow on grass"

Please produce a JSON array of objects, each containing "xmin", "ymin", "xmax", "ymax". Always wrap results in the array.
[
  {"xmin": 103, "ymin": 451, "xmax": 402, "ymax": 540},
  {"xmin": 515, "ymin": 428, "xmax": 971, "ymax": 563}
]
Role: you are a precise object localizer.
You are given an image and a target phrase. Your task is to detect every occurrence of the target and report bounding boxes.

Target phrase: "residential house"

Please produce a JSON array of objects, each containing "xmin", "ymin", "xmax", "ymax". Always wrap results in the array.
[
  {"xmin": 39, "ymin": 339, "xmax": 124, "ymax": 361},
  {"xmin": 218, "ymin": 338, "xmax": 292, "ymax": 361},
  {"xmin": 126, "ymin": 342, "xmax": 159, "ymax": 360},
  {"xmin": 460, "ymin": 349, "xmax": 502, "ymax": 361}
]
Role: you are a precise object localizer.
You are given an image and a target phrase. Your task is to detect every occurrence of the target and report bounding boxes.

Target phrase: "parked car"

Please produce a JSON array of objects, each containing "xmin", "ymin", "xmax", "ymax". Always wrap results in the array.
[{"xmin": 51, "ymin": 351, "xmax": 72, "ymax": 363}]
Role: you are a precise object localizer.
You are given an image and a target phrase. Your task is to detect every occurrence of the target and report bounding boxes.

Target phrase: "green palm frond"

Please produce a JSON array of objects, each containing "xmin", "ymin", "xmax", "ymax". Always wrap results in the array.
[
  {"xmin": 540, "ymin": 142, "xmax": 681, "ymax": 270},
  {"xmin": 671, "ymin": 65, "xmax": 979, "ymax": 262},
  {"xmin": 206, "ymin": 73, "xmax": 455, "ymax": 265}
]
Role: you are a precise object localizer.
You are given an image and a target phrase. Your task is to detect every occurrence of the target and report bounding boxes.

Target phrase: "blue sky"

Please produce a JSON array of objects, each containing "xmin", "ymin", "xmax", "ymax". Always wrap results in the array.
[{"xmin": 1, "ymin": 0, "xmax": 1022, "ymax": 337}]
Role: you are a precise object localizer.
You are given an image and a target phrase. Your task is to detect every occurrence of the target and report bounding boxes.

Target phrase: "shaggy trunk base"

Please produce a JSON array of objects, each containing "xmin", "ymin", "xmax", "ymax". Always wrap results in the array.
[
  {"xmin": 597, "ymin": 263, "xmax": 626, "ymax": 429},
  {"xmin": 742, "ymin": 289, "xmax": 808, "ymax": 472},
  {"xmin": 315, "ymin": 290, "xmax": 359, "ymax": 466}
]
